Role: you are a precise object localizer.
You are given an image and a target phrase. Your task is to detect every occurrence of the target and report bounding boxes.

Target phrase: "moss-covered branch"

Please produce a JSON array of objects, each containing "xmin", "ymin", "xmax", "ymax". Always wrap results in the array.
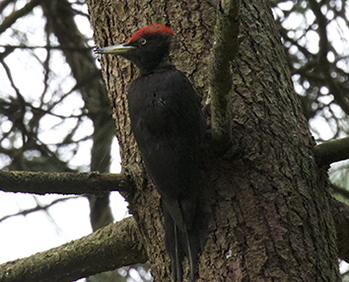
[
  {"xmin": 313, "ymin": 137, "xmax": 349, "ymax": 165},
  {"xmin": 209, "ymin": 0, "xmax": 241, "ymax": 149},
  {"xmin": 0, "ymin": 217, "xmax": 147, "ymax": 282},
  {"xmin": 0, "ymin": 170, "xmax": 132, "ymax": 195}
]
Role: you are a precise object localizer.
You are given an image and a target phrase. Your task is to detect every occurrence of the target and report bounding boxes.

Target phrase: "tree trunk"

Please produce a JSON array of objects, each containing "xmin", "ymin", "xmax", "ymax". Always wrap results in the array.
[{"xmin": 87, "ymin": 0, "xmax": 340, "ymax": 281}]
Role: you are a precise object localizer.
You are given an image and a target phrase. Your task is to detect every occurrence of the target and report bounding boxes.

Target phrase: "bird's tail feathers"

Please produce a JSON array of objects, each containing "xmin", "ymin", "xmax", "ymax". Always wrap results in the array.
[
  {"xmin": 163, "ymin": 207, "xmax": 184, "ymax": 282},
  {"xmin": 163, "ymin": 199, "xmax": 208, "ymax": 282}
]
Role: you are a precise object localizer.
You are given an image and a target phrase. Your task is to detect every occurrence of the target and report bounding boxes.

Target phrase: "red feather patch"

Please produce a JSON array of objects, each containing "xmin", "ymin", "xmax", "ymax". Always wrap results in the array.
[{"xmin": 129, "ymin": 24, "xmax": 175, "ymax": 42}]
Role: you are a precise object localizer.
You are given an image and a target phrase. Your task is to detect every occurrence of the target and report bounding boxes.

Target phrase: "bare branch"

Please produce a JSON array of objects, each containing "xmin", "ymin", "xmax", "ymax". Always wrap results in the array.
[
  {"xmin": 307, "ymin": 0, "xmax": 349, "ymax": 116},
  {"xmin": 0, "ymin": 0, "xmax": 16, "ymax": 15},
  {"xmin": 208, "ymin": 0, "xmax": 241, "ymax": 150},
  {"xmin": 313, "ymin": 137, "xmax": 349, "ymax": 165},
  {"xmin": 0, "ymin": 196, "xmax": 80, "ymax": 223},
  {"xmin": 0, "ymin": 45, "xmax": 93, "ymax": 51},
  {"xmin": 0, "ymin": 0, "xmax": 43, "ymax": 34},
  {"xmin": 0, "ymin": 217, "xmax": 148, "ymax": 282},
  {"xmin": 330, "ymin": 183, "xmax": 349, "ymax": 199},
  {"xmin": 0, "ymin": 171, "xmax": 133, "ymax": 195}
]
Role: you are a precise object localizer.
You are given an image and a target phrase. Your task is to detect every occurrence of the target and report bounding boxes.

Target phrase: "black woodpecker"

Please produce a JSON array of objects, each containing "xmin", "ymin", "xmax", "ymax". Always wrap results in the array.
[{"xmin": 96, "ymin": 24, "xmax": 207, "ymax": 282}]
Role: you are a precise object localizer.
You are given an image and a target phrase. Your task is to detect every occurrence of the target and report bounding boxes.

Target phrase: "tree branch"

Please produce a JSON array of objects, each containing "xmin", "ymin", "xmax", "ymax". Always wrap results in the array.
[
  {"xmin": 307, "ymin": 0, "xmax": 349, "ymax": 116},
  {"xmin": 0, "ymin": 0, "xmax": 43, "ymax": 34},
  {"xmin": 208, "ymin": 0, "xmax": 241, "ymax": 150},
  {"xmin": 313, "ymin": 137, "xmax": 349, "ymax": 165},
  {"xmin": 330, "ymin": 183, "xmax": 349, "ymax": 199},
  {"xmin": 0, "ymin": 217, "xmax": 147, "ymax": 282},
  {"xmin": 0, "ymin": 196, "xmax": 80, "ymax": 223},
  {"xmin": 0, "ymin": 45, "xmax": 93, "ymax": 51},
  {"xmin": 0, "ymin": 171, "xmax": 133, "ymax": 195}
]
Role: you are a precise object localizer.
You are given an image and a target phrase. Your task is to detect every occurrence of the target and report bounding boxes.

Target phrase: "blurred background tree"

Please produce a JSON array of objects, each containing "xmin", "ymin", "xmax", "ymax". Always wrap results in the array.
[
  {"xmin": 271, "ymin": 0, "xmax": 349, "ymax": 204},
  {"xmin": 0, "ymin": 0, "xmax": 348, "ymax": 281}
]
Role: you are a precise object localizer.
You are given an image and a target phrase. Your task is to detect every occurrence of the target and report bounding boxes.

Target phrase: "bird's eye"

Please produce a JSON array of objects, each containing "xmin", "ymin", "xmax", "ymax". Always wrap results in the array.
[{"xmin": 140, "ymin": 38, "xmax": 147, "ymax": 45}]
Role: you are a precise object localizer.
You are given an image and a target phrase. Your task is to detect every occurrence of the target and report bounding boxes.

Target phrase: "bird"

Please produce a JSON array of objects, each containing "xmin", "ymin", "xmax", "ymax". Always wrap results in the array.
[{"xmin": 95, "ymin": 23, "xmax": 207, "ymax": 282}]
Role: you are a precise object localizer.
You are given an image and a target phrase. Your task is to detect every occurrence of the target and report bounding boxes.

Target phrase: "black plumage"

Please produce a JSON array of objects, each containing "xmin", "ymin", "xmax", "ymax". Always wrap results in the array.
[{"xmin": 96, "ymin": 24, "xmax": 207, "ymax": 282}]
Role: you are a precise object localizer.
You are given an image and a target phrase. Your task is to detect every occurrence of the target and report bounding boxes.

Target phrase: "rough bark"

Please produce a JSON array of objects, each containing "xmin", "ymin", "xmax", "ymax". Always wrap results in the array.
[{"xmin": 88, "ymin": 0, "xmax": 340, "ymax": 281}]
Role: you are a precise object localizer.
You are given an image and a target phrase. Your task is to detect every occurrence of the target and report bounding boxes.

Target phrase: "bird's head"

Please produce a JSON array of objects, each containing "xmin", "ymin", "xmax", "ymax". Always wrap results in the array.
[{"xmin": 96, "ymin": 24, "xmax": 175, "ymax": 74}]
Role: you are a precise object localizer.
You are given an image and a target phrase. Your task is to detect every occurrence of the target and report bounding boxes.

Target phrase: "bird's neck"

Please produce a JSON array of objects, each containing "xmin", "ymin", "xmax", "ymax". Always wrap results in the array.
[{"xmin": 138, "ymin": 58, "xmax": 174, "ymax": 76}]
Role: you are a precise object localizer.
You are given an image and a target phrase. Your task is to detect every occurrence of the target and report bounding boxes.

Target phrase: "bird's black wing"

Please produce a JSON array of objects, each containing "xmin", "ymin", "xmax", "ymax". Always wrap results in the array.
[{"xmin": 128, "ymin": 69, "xmax": 205, "ymax": 202}]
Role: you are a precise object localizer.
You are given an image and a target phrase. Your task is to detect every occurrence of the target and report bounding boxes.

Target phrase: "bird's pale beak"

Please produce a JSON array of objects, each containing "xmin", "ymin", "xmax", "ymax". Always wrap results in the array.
[{"xmin": 95, "ymin": 43, "xmax": 136, "ymax": 54}]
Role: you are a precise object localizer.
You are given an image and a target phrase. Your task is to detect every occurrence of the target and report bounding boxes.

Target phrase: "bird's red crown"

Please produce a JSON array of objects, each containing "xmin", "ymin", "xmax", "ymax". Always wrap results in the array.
[{"xmin": 129, "ymin": 24, "xmax": 175, "ymax": 42}]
